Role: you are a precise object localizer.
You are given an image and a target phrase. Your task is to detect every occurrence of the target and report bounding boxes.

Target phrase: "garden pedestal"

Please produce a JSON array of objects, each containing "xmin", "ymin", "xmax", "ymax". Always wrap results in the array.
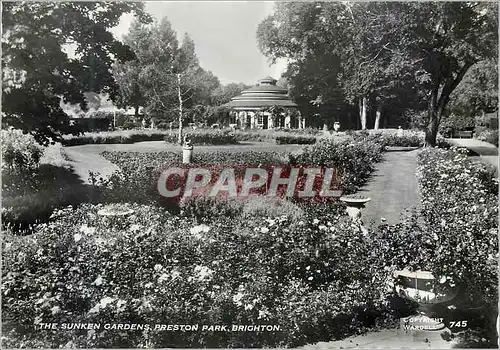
[
  {"xmin": 340, "ymin": 195, "xmax": 371, "ymax": 224},
  {"xmin": 183, "ymin": 145, "xmax": 193, "ymax": 164}
]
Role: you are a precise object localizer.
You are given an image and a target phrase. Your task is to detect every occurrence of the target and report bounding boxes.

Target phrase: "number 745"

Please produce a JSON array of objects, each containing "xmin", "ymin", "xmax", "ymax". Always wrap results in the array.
[{"xmin": 449, "ymin": 320, "xmax": 468, "ymax": 328}]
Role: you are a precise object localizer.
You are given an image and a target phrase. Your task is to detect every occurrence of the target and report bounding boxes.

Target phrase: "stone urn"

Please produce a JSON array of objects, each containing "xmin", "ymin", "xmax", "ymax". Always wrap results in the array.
[
  {"xmin": 182, "ymin": 135, "xmax": 193, "ymax": 164},
  {"xmin": 340, "ymin": 195, "xmax": 371, "ymax": 223}
]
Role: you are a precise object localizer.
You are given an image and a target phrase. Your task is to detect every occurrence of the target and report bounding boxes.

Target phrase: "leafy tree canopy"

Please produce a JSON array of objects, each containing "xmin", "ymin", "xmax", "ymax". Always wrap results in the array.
[{"xmin": 2, "ymin": 2, "xmax": 151, "ymax": 145}]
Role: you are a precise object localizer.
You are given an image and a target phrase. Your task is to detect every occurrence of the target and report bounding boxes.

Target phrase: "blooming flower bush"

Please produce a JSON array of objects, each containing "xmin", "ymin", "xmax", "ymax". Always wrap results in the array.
[
  {"xmin": 290, "ymin": 138, "xmax": 384, "ymax": 194},
  {"xmin": 475, "ymin": 129, "xmax": 498, "ymax": 147},
  {"xmin": 1, "ymin": 128, "xmax": 44, "ymax": 171},
  {"xmin": 2, "ymin": 203, "xmax": 402, "ymax": 348},
  {"xmin": 348, "ymin": 129, "xmax": 424, "ymax": 148},
  {"xmin": 373, "ymin": 147, "xmax": 498, "ymax": 345}
]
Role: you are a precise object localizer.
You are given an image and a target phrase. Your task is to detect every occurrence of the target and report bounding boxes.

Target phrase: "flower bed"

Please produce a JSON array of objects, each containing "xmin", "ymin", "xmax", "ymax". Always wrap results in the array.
[
  {"xmin": 289, "ymin": 138, "xmax": 384, "ymax": 194},
  {"xmin": 2, "ymin": 203, "xmax": 400, "ymax": 348},
  {"xmin": 96, "ymin": 150, "xmax": 289, "ymax": 206}
]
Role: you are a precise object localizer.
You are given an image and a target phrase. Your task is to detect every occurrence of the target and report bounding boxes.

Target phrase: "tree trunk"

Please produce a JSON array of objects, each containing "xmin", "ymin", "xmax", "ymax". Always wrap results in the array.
[
  {"xmin": 134, "ymin": 105, "xmax": 139, "ymax": 119},
  {"xmin": 374, "ymin": 103, "xmax": 382, "ymax": 130},
  {"xmin": 358, "ymin": 98, "xmax": 363, "ymax": 129},
  {"xmin": 177, "ymin": 73, "xmax": 183, "ymax": 145},
  {"xmin": 424, "ymin": 88, "xmax": 441, "ymax": 147},
  {"xmin": 360, "ymin": 96, "xmax": 368, "ymax": 130}
]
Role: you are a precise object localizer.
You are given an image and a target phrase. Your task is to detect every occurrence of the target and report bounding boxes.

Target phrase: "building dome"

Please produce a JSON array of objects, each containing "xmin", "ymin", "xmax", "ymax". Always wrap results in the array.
[{"xmin": 224, "ymin": 76, "xmax": 297, "ymax": 109}]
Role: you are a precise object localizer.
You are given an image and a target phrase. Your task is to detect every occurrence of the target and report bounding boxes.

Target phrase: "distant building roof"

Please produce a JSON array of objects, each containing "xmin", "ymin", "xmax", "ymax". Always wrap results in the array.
[{"xmin": 224, "ymin": 76, "xmax": 297, "ymax": 110}]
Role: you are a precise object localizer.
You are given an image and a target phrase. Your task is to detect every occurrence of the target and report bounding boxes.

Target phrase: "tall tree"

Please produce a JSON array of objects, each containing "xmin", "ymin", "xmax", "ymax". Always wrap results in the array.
[
  {"xmin": 257, "ymin": 2, "xmax": 497, "ymax": 143},
  {"xmin": 113, "ymin": 19, "xmax": 151, "ymax": 119},
  {"xmin": 392, "ymin": 2, "xmax": 497, "ymax": 145},
  {"xmin": 2, "ymin": 2, "xmax": 151, "ymax": 145},
  {"xmin": 124, "ymin": 19, "xmax": 219, "ymax": 144}
]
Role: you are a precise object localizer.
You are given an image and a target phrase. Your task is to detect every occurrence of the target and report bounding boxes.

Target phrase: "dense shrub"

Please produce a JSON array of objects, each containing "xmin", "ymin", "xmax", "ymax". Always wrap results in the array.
[
  {"xmin": 275, "ymin": 135, "xmax": 316, "ymax": 145},
  {"xmin": 1, "ymin": 128, "xmax": 44, "ymax": 171},
  {"xmin": 2, "ymin": 203, "xmax": 400, "ymax": 348},
  {"xmin": 475, "ymin": 129, "xmax": 498, "ymax": 147},
  {"xmin": 392, "ymin": 147, "xmax": 497, "ymax": 344},
  {"xmin": 164, "ymin": 129, "xmax": 238, "ymax": 145},
  {"xmin": 231, "ymin": 128, "xmax": 320, "ymax": 143},
  {"xmin": 289, "ymin": 138, "xmax": 384, "ymax": 194},
  {"xmin": 349, "ymin": 130, "xmax": 424, "ymax": 148}
]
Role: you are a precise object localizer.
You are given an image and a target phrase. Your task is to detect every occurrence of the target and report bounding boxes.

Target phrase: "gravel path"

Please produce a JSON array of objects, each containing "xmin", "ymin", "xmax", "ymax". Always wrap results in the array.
[{"xmin": 357, "ymin": 150, "xmax": 421, "ymax": 227}]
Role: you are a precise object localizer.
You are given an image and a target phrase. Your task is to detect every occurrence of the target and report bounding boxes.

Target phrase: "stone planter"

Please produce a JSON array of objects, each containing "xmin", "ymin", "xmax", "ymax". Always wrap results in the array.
[
  {"xmin": 97, "ymin": 204, "xmax": 135, "ymax": 229},
  {"xmin": 393, "ymin": 269, "xmax": 459, "ymax": 306},
  {"xmin": 340, "ymin": 195, "xmax": 371, "ymax": 222}
]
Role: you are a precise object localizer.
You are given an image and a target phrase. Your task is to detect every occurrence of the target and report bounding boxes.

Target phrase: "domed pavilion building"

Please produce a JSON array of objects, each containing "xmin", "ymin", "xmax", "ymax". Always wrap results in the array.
[{"xmin": 224, "ymin": 76, "xmax": 305, "ymax": 129}]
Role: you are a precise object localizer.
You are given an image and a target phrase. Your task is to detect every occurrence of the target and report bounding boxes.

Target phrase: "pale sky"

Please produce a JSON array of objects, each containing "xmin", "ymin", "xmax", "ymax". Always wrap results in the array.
[{"xmin": 111, "ymin": 1, "xmax": 288, "ymax": 86}]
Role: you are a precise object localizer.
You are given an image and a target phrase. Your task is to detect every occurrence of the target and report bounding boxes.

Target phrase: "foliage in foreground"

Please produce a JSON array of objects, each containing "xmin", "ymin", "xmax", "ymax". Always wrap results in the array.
[
  {"xmin": 2, "ymin": 203, "xmax": 405, "ymax": 348},
  {"xmin": 1, "ymin": 128, "xmax": 44, "ymax": 171},
  {"xmin": 373, "ymin": 147, "xmax": 498, "ymax": 345}
]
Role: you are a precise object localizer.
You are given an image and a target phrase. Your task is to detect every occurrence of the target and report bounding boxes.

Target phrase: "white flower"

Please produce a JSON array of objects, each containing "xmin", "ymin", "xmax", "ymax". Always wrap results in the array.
[
  {"xmin": 258, "ymin": 309, "xmax": 269, "ymax": 319},
  {"xmin": 73, "ymin": 233, "xmax": 82, "ymax": 242},
  {"xmin": 93, "ymin": 276, "xmax": 103, "ymax": 286},
  {"xmin": 158, "ymin": 273, "xmax": 170, "ymax": 283},
  {"xmin": 313, "ymin": 218, "xmax": 320, "ymax": 225},
  {"xmin": 100, "ymin": 297, "xmax": 115, "ymax": 308},
  {"xmin": 80, "ymin": 224, "xmax": 96, "ymax": 235},
  {"xmin": 260, "ymin": 227, "xmax": 270, "ymax": 234},
  {"xmin": 232, "ymin": 292, "xmax": 245, "ymax": 305},
  {"xmin": 194, "ymin": 265, "xmax": 213, "ymax": 280},
  {"xmin": 190, "ymin": 224, "xmax": 211, "ymax": 235},
  {"xmin": 154, "ymin": 264, "xmax": 163, "ymax": 272},
  {"xmin": 130, "ymin": 224, "xmax": 141, "ymax": 232},
  {"xmin": 244, "ymin": 303, "xmax": 254, "ymax": 311},
  {"xmin": 50, "ymin": 306, "xmax": 60, "ymax": 315},
  {"xmin": 308, "ymin": 276, "xmax": 314, "ymax": 281},
  {"xmin": 265, "ymin": 218, "xmax": 276, "ymax": 226},
  {"xmin": 318, "ymin": 225, "xmax": 327, "ymax": 230}
]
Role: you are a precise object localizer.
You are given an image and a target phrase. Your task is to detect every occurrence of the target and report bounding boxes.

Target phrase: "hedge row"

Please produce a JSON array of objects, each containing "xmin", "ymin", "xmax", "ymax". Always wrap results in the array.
[
  {"xmin": 275, "ymin": 135, "xmax": 316, "ymax": 145},
  {"xmin": 164, "ymin": 130, "xmax": 238, "ymax": 145},
  {"xmin": 63, "ymin": 131, "xmax": 168, "ymax": 146}
]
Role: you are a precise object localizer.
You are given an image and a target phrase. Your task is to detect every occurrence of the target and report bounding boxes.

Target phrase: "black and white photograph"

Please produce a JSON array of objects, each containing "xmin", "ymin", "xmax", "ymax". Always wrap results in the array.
[{"xmin": 1, "ymin": 1, "xmax": 499, "ymax": 348}]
